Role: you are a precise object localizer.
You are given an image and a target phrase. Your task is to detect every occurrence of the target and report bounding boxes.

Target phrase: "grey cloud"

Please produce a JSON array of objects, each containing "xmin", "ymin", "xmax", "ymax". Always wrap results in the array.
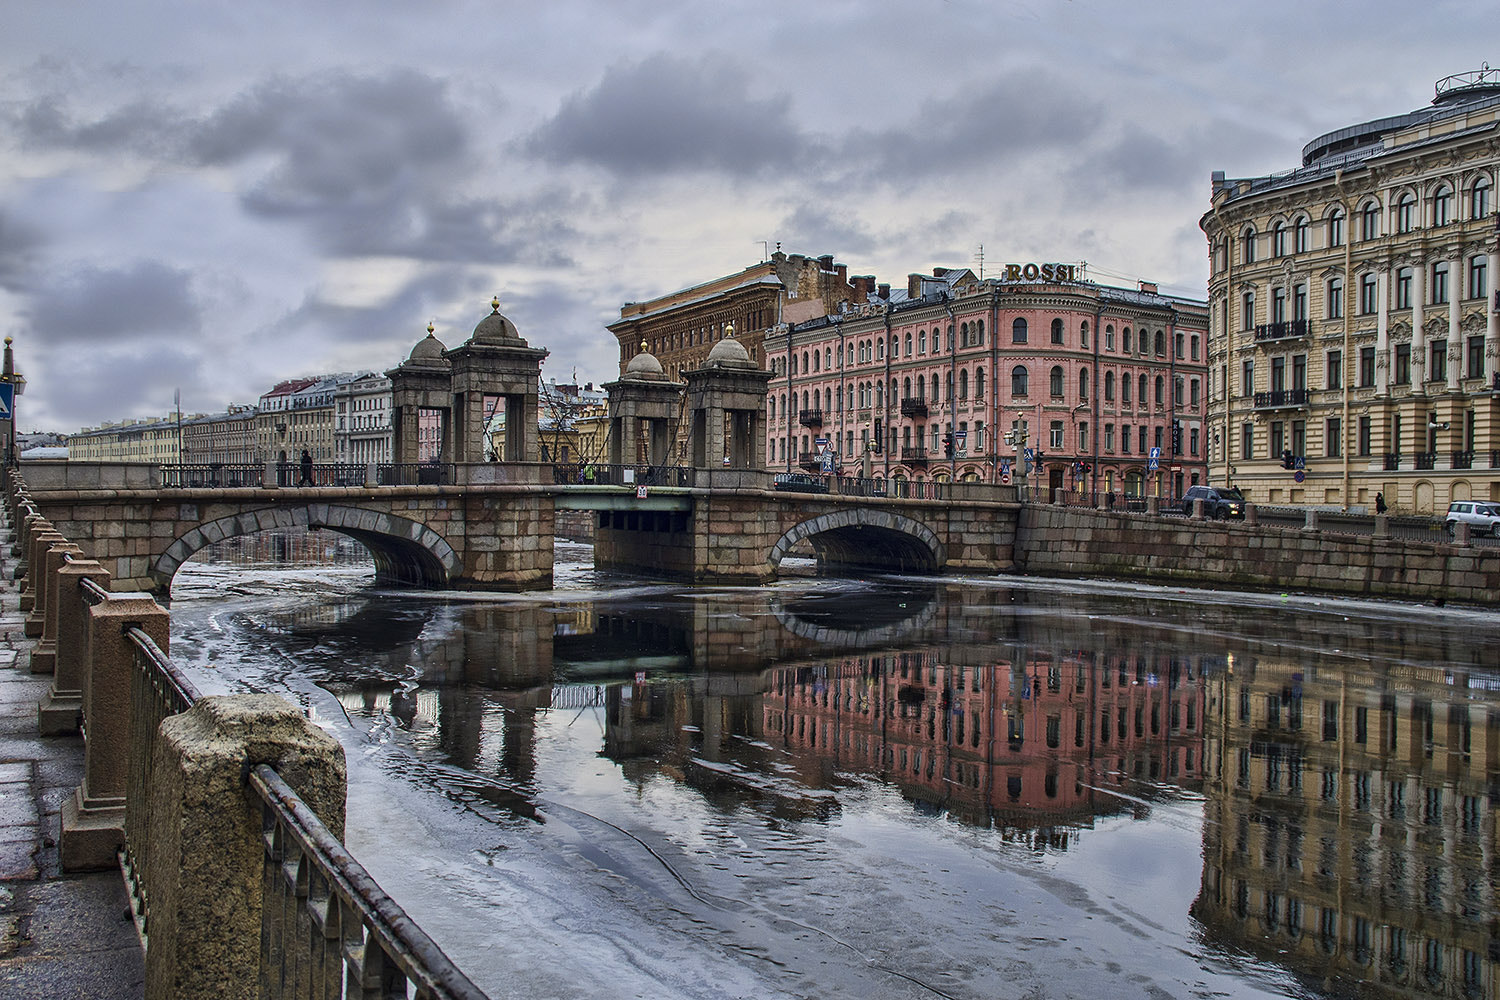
[
  {"xmin": 35, "ymin": 345, "xmax": 204, "ymax": 430},
  {"xmin": 839, "ymin": 70, "xmax": 1106, "ymax": 180},
  {"xmin": 777, "ymin": 204, "xmax": 876, "ymax": 257},
  {"xmin": 0, "ymin": 210, "xmax": 45, "ymax": 290},
  {"xmin": 524, "ymin": 55, "xmax": 813, "ymax": 177},
  {"xmin": 25, "ymin": 261, "xmax": 201, "ymax": 345}
]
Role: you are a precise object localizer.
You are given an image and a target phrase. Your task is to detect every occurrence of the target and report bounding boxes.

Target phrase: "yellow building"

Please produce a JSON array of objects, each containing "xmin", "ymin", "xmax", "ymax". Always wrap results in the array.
[
  {"xmin": 1201, "ymin": 67, "xmax": 1500, "ymax": 513},
  {"xmin": 66, "ymin": 416, "xmax": 181, "ymax": 463}
]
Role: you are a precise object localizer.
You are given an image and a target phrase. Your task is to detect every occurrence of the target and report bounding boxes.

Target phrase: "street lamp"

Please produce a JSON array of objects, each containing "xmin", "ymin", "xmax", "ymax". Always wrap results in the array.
[{"xmin": 1, "ymin": 337, "xmax": 26, "ymax": 469}]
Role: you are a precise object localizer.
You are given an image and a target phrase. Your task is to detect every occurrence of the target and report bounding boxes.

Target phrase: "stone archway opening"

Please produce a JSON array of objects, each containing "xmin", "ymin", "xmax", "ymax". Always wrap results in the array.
[
  {"xmin": 151, "ymin": 505, "xmax": 461, "ymax": 595},
  {"xmin": 769, "ymin": 510, "xmax": 943, "ymax": 578}
]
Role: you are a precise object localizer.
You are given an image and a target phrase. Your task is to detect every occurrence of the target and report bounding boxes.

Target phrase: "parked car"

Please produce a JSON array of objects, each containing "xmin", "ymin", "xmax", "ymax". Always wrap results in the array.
[
  {"xmin": 773, "ymin": 472, "xmax": 830, "ymax": 494},
  {"xmin": 1444, "ymin": 501, "xmax": 1500, "ymax": 536},
  {"xmin": 1179, "ymin": 485, "xmax": 1247, "ymax": 519}
]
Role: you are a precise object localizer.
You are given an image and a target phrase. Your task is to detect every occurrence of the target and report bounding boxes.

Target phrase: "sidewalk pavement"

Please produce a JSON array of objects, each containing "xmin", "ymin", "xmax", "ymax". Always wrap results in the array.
[{"xmin": 0, "ymin": 508, "xmax": 144, "ymax": 999}]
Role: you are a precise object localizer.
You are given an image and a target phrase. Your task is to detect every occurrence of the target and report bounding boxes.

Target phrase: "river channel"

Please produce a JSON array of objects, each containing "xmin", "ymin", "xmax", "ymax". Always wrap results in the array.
[{"xmin": 165, "ymin": 532, "xmax": 1500, "ymax": 1000}]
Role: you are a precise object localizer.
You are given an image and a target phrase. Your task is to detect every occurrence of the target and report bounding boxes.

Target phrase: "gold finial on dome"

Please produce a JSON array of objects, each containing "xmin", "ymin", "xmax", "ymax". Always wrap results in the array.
[
  {"xmin": 490, "ymin": 295, "xmax": 501, "ymax": 313},
  {"xmin": 640, "ymin": 340, "xmax": 648, "ymax": 352},
  {"xmin": 725, "ymin": 322, "xmax": 734, "ymax": 338},
  {"xmin": 427, "ymin": 321, "xmax": 435, "ymax": 335}
]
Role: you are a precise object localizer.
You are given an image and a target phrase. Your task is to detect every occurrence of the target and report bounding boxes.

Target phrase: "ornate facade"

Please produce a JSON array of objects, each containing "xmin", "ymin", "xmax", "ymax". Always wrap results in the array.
[
  {"xmin": 766, "ymin": 267, "xmax": 1210, "ymax": 497},
  {"xmin": 1202, "ymin": 67, "xmax": 1500, "ymax": 513}
]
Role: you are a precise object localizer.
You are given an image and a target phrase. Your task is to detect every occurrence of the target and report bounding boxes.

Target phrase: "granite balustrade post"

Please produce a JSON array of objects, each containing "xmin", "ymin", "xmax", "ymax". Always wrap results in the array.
[
  {"xmin": 29, "ymin": 539, "xmax": 83, "ymax": 674},
  {"xmin": 61, "ymin": 592, "xmax": 170, "ymax": 871},
  {"xmin": 23, "ymin": 528, "xmax": 66, "ymax": 636},
  {"xmin": 145, "ymin": 695, "xmax": 346, "ymax": 1000},
  {"xmin": 39, "ymin": 558, "xmax": 111, "ymax": 735}
]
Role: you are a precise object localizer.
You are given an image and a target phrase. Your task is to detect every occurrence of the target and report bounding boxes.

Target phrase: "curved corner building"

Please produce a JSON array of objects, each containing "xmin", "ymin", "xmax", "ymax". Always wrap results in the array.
[{"xmin": 1201, "ymin": 67, "xmax": 1500, "ymax": 514}]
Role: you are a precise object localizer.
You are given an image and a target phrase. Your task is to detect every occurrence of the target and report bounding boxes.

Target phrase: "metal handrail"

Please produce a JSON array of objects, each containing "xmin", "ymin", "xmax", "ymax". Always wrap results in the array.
[
  {"xmin": 127, "ymin": 627, "xmax": 202, "ymax": 711},
  {"xmin": 249, "ymin": 765, "xmax": 490, "ymax": 1000}
]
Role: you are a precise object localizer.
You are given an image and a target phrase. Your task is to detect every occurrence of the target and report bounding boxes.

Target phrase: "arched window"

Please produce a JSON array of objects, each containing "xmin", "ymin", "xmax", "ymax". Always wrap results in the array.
[
  {"xmin": 1051, "ymin": 318, "xmax": 1064, "ymax": 344},
  {"xmin": 1154, "ymin": 375, "xmax": 1164, "ymax": 405},
  {"xmin": 905, "ymin": 332, "xmax": 913, "ymax": 357},
  {"xmin": 875, "ymin": 382, "xmax": 883, "ymax": 408},
  {"xmin": 918, "ymin": 330, "xmax": 927, "ymax": 354},
  {"xmin": 975, "ymin": 369, "xmax": 985, "ymax": 399},
  {"xmin": 1011, "ymin": 366, "xmax": 1029, "ymax": 397},
  {"xmin": 975, "ymin": 320, "xmax": 984, "ymax": 345},
  {"xmin": 1361, "ymin": 200, "xmax": 1380, "ymax": 241},
  {"xmin": 1433, "ymin": 184, "xmax": 1453, "ymax": 226},
  {"xmin": 1012, "ymin": 318, "xmax": 1028, "ymax": 344},
  {"xmin": 825, "ymin": 348, "xmax": 832, "ymax": 370},
  {"xmin": 1155, "ymin": 330, "xmax": 1166, "ymax": 356},
  {"xmin": 1472, "ymin": 175, "xmax": 1492, "ymax": 220},
  {"xmin": 1050, "ymin": 366, "xmax": 1064, "ymax": 398},
  {"xmin": 1174, "ymin": 376, "xmax": 1184, "ymax": 405},
  {"xmin": 1080, "ymin": 321, "xmax": 1089, "ymax": 349},
  {"xmin": 1121, "ymin": 372, "xmax": 1131, "ymax": 404},
  {"xmin": 1328, "ymin": 207, "xmax": 1345, "ymax": 247},
  {"xmin": 824, "ymin": 388, "xmax": 832, "ymax": 412},
  {"xmin": 1104, "ymin": 371, "xmax": 1115, "ymax": 400},
  {"xmin": 802, "ymin": 351, "xmax": 810, "ymax": 373},
  {"xmin": 1175, "ymin": 332, "xmax": 1185, "ymax": 358},
  {"xmin": 1138, "ymin": 373, "xmax": 1147, "ymax": 403},
  {"xmin": 1122, "ymin": 327, "xmax": 1133, "ymax": 353},
  {"xmin": 958, "ymin": 370, "xmax": 969, "ymax": 400},
  {"xmin": 903, "ymin": 376, "xmax": 912, "ymax": 400},
  {"xmin": 930, "ymin": 374, "xmax": 939, "ymax": 401},
  {"xmin": 1242, "ymin": 227, "xmax": 1257, "ymax": 263},
  {"xmin": 1396, "ymin": 192, "xmax": 1415, "ymax": 233},
  {"xmin": 801, "ymin": 390, "xmax": 809, "ymax": 410},
  {"xmin": 1079, "ymin": 368, "xmax": 1089, "ymax": 400},
  {"xmin": 1294, "ymin": 216, "xmax": 1310, "ymax": 253},
  {"xmin": 1273, "ymin": 221, "xmax": 1287, "ymax": 257},
  {"xmin": 768, "ymin": 396, "xmax": 776, "ymax": 419}
]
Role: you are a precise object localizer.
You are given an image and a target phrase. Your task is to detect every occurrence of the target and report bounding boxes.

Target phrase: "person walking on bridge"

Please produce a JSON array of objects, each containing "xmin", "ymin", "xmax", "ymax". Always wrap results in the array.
[{"xmin": 299, "ymin": 449, "xmax": 314, "ymax": 487}]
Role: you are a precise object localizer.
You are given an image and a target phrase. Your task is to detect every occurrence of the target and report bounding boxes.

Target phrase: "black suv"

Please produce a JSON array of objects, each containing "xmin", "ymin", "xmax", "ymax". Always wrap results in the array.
[{"xmin": 1179, "ymin": 485, "xmax": 1246, "ymax": 519}]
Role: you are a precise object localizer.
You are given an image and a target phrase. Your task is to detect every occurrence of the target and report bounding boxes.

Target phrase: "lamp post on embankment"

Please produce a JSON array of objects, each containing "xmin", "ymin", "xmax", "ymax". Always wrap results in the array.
[{"xmin": 1, "ymin": 336, "xmax": 27, "ymax": 471}]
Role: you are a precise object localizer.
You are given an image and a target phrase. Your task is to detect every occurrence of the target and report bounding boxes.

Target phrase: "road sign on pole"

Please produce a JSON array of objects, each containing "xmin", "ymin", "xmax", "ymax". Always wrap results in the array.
[
  {"xmin": 0, "ymin": 383, "xmax": 12, "ymax": 420},
  {"xmin": 1148, "ymin": 446, "xmax": 1160, "ymax": 471}
]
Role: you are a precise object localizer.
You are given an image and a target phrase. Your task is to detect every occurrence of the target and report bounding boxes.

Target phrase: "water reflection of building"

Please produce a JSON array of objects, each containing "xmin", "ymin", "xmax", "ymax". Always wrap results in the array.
[
  {"xmin": 1195, "ymin": 656, "xmax": 1498, "ymax": 999},
  {"xmin": 762, "ymin": 647, "xmax": 1208, "ymax": 844}
]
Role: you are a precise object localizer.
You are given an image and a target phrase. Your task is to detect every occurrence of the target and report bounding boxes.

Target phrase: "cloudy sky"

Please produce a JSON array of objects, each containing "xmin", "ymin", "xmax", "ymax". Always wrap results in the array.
[{"xmin": 1, "ymin": 0, "xmax": 1486, "ymax": 432}]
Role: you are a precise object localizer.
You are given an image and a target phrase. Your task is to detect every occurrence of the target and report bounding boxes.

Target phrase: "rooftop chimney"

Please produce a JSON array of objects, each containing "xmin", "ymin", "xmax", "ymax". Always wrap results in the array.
[{"xmin": 877, "ymin": 283, "xmax": 891, "ymax": 300}]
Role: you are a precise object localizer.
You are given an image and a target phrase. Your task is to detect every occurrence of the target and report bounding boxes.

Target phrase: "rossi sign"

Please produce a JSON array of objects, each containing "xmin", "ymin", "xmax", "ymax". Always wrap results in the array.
[{"xmin": 1003, "ymin": 263, "xmax": 1076, "ymax": 282}]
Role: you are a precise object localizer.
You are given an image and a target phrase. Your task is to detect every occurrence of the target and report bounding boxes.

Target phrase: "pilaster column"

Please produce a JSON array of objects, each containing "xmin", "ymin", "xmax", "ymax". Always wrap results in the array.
[
  {"xmin": 1377, "ymin": 271, "xmax": 1390, "ymax": 394},
  {"xmin": 1487, "ymin": 248, "xmax": 1499, "ymax": 379},
  {"xmin": 1412, "ymin": 263, "xmax": 1427, "ymax": 393},
  {"xmin": 1448, "ymin": 253, "xmax": 1462, "ymax": 391}
]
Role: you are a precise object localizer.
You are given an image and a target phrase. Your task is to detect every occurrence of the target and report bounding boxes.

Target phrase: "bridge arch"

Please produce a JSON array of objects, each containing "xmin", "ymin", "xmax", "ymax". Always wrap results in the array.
[
  {"xmin": 768, "ymin": 509, "xmax": 944, "ymax": 577},
  {"xmin": 151, "ymin": 504, "xmax": 463, "ymax": 593}
]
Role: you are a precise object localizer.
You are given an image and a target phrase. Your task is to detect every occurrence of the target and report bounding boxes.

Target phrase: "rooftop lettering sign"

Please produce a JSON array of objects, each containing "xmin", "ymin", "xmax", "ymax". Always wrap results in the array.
[{"xmin": 1003, "ymin": 263, "xmax": 1076, "ymax": 282}]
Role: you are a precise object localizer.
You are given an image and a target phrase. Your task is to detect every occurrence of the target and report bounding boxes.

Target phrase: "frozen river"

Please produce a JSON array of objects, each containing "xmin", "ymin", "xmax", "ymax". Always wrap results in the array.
[{"xmin": 166, "ymin": 534, "xmax": 1500, "ymax": 1000}]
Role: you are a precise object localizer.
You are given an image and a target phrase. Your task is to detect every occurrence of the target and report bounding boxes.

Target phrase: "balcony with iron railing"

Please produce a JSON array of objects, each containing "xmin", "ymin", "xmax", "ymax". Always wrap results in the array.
[
  {"xmin": 1452, "ymin": 450, "xmax": 1474, "ymax": 470},
  {"xmin": 1384, "ymin": 453, "xmax": 1401, "ymax": 470},
  {"xmin": 900, "ymin": 446, "xmax": 928, "ymax": 466},
  {"xmin": 798, "ymin": 408, "xmax": 823, "ymax": 428},
  {"xmin": 798, "ymin": 451, "xmax": 821, "ymax": 470},
  {"xmin": 1414, "ymin": 451, "xmax": 1437, "ymax": 470},
  {"xmin": 1252, "ymin": 388, "xmax": 1310, "ymax": 409},
  {"xmin": 1254, "ymin": 320, "xmax": 1309, "ymax": 342},
  {"xmin": 900, "ymin": 397, "xmax": 928, "ymax": 418}
]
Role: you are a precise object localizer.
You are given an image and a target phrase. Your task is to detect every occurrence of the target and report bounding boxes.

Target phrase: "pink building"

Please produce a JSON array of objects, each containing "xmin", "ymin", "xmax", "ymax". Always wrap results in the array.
[{"xmin": 764, "ymin": 266, "xmax": 1211, "ymax": 498}]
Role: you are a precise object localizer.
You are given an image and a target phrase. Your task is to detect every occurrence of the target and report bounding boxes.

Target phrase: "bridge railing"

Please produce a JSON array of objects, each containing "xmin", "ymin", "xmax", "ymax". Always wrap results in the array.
[
  {"xmin": 550, "ymin": 463, "xmax": 696, "ymax": 488},
  {"xmin": 7, "ymin": 473, "xmax": 491, "ymax": 1000},
  {"xmin": 161, "ymin": 463, "xmax": 267, "ymax": 488}
]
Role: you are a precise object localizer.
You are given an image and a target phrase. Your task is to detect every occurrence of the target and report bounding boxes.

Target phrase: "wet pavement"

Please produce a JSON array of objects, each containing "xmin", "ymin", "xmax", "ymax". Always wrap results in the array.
[
  {"xmin": 167, "ymin": 537, "xmax": 1500, "ymax": 1000},
  {"xmin": 0, "ymin": 508, "xmax": 144, "ymax": 999}
]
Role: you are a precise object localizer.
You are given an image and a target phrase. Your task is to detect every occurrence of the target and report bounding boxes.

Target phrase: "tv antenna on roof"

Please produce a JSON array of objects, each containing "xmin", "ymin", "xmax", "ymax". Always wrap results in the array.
[{"xmin": 974, "ymin": 243, "xmax": 985, "ymax": 280}]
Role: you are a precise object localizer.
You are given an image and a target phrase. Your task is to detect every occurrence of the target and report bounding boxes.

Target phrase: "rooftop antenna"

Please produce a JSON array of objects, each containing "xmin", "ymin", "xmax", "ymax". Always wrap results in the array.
[
  {"xmin": 974, "ymin": 243, "xmax": 985, "ymax": 280},
  {"xmin": 755, "ymin": 240, "xmax": 769, "ymax": 261}
]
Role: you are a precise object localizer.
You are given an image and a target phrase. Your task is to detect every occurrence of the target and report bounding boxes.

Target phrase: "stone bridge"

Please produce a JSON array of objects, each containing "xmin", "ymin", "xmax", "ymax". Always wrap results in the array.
[{"xmin": 19, "ymin": 460, "xmax": 1020, "ymax": 594}]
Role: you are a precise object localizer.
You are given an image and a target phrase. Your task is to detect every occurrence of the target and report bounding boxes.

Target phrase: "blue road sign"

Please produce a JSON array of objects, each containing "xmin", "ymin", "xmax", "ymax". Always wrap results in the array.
[
  {"xmin": 820, "ymin": 452, "xmax": 835, "ymax": 473},
  {"xmin": 1148, "ymin": 446, "xmax": 1160, "ymax": 471},
  {"xmin": 1294, "ymin": 455, "xmax": 1306, "ymax": 470},
  {"xmin": 1293, "ymin": 470, "xmax": 1306, "ymax": 483},
  {"xmin": 1000, "ymin": 459, "xmax": 1011, "ymax": 476},
  {"xmin": 0, "ymin": 383, "xmax": 12, "ymax": 420}
]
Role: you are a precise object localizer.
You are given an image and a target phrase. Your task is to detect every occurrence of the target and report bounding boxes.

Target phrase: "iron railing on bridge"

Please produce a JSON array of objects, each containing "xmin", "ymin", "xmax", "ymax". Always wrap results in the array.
[{"xmin": 550, "ymin": 463, "xmax": 694, "ymax": 488}]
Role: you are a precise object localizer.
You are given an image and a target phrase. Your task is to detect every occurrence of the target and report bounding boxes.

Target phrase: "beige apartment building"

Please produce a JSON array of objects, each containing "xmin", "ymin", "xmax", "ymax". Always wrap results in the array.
[
  {"xmin": 1201, "ymin": 67, "xmax": 1500, "ymax": 513},
  {"xmin": 67, "ymin": 416, "xmax": 182, "ymax": 463}
]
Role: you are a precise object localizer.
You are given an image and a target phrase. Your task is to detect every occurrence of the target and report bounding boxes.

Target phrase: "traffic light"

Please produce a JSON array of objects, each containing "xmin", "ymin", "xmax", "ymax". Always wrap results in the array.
[
  {"xmin": 1281, "ymin": 449, "xmax": 1294, "ymax": 469},
  {"xmin": 943, "ymin": 434, "xmax": 954, "ymax": 458}
]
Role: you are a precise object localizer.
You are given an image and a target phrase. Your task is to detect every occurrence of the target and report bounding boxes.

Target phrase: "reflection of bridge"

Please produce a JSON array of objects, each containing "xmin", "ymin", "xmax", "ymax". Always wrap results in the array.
[{"xmin": 21, "ymin": 461, "xmax": 1018, "ymax": 594}]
